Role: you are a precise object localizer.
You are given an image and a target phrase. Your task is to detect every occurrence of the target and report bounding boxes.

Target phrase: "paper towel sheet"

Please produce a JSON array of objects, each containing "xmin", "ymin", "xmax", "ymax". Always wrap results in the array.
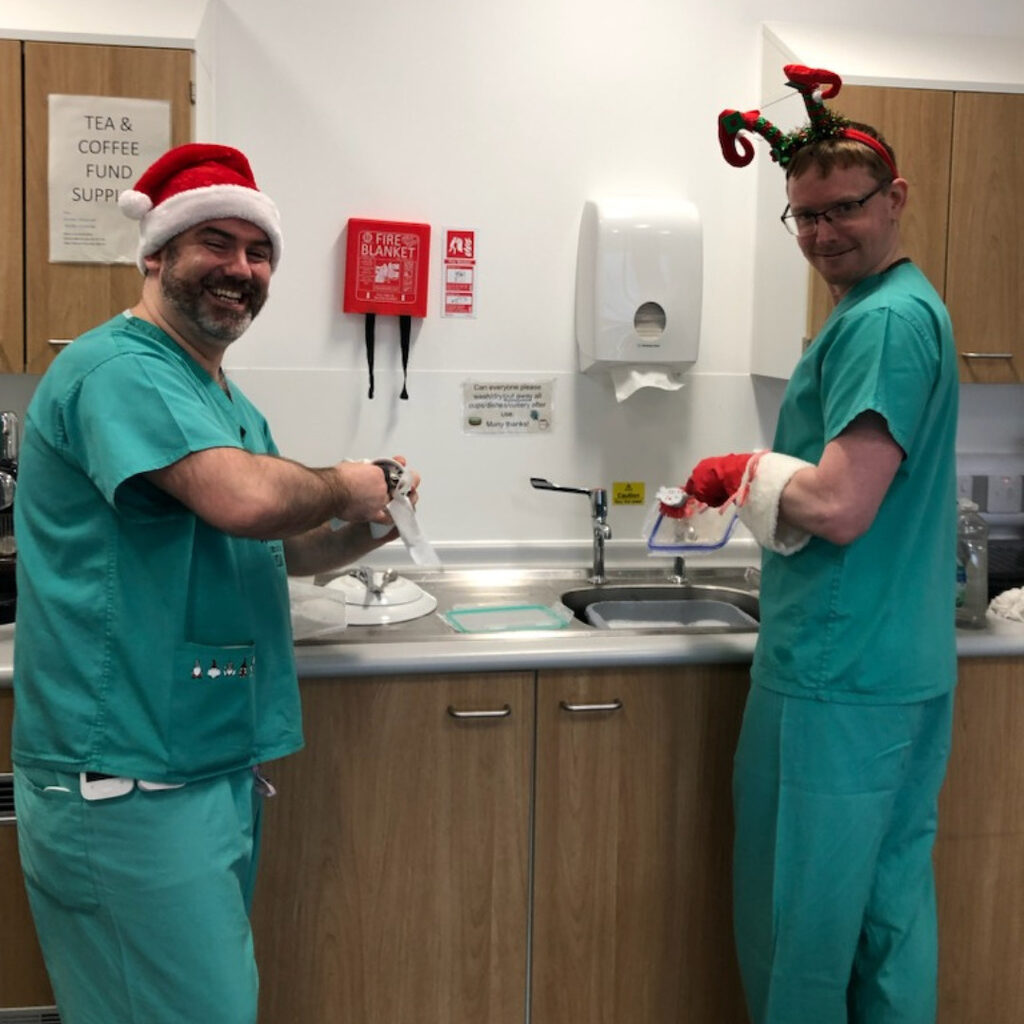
[{"xmin": 610, "ymin": 367, "xmax": 686, "ymax": 402}]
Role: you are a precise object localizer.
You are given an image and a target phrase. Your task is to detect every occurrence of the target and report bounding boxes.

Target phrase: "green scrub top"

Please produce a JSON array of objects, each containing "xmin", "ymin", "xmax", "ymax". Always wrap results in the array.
[
  {"xmin": 12, "ymin": 313, "xmax": 303, "ymax": 781},
  {"xmin": 751, "ymin": 261, "xmax": 959, "ymax": 704}
]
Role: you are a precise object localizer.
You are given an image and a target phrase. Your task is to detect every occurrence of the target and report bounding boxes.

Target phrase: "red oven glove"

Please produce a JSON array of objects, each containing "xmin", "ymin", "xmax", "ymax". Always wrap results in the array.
[{"xmin": 684, "ymin": 453, "xmax": 755, "ymax": 507}]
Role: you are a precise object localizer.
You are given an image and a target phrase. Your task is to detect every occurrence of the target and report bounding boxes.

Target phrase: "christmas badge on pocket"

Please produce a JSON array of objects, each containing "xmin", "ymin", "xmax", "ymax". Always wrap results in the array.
[{"xmin": 343, "ymin": 218, "xmax": 431, "ymax": 400}]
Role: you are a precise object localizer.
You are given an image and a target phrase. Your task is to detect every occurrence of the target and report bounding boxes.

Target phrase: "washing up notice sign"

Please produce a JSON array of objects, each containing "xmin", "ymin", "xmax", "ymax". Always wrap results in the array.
[{"xmin": 462, "ymin": 380, "xmax": 553, "ymax": 434}]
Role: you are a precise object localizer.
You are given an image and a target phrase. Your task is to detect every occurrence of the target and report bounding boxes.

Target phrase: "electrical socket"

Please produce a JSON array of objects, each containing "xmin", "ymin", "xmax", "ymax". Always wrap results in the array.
[{"xmin": 986, "ymin": 474, "xmax": 1023, "ymax": 513}]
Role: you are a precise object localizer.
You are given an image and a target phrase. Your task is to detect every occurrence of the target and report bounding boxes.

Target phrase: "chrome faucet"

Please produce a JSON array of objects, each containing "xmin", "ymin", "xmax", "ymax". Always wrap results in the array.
[
  {"xmin": 530, "ymin": 477, "xmax": 611, "ymax": 584},
  {"xmin": 347, "ymin": 565, "xmax": 398, "ymax": 600}
]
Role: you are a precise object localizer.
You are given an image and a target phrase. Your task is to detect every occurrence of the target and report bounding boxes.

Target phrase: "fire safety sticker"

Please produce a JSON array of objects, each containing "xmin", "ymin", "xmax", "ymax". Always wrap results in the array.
[{"xmin": 443, "ymin": 228, "xmax": 477, "ymax": 318}]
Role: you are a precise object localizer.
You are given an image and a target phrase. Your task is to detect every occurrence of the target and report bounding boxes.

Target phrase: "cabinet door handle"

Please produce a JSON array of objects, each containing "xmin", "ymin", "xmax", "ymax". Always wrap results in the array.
[
  {"xmin": 558, "ymin": 699, "xmax": 623, "ymax": 714},
  {"xmin": 960, "ymin": 351, "xmax": 1014, "ymax": 360},
  {"xmin": 446, "ymin": 703, "xmax": 512, "ymax": 719}
]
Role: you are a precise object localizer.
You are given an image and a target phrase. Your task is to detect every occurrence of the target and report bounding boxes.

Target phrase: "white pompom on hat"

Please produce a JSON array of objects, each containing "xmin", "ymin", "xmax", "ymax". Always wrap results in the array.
[{"xmin": 118, "ymin": 143, "xmax": 283, "ymax": 272}]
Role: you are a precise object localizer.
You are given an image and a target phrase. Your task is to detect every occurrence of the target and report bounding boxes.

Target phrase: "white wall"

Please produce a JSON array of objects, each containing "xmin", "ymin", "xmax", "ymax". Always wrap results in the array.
[
  {"xmin": 0, "ymin": 0, "xmax": 207, "ymax": 46},
  {"xmin": 2, "ymin": 0, "xmax": 1023, "ymax": 557}
]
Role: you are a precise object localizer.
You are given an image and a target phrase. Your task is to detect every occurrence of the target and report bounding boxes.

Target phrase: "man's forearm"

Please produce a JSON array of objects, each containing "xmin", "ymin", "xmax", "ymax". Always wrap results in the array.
[
  {"xmin": 145, "ymin": 447, "xmax": 390, "ymax": 539},
  {"xmin": 283, "ymin": 520, "xmax": 398, "ymax": 577}
]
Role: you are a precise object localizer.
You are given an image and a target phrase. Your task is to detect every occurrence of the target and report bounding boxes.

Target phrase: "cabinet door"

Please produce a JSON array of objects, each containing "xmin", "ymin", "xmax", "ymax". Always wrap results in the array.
[
  {"xmin": 250, "ymin": 672, "xmax": 533, "ymax": 1024},
  {"xmin": 0, "ymin": 690, "xmax": 56, "ymax": 1007},
  {"xmin": 807, "ymin": 86, "xmax": 954, "ymax": 340},
  {"xmin": 0, "ymin": 40, "xmax": 22, "ymax": 374},
  {"xmin": 935, "ymin": 658, "xmax": 1024, "ymax": 1021},
  {"xmin": 23, "ymin": 42, "xmax": 193, "ymax": 374},
  {"xmin": 532, "ymin": 665, "xmax": 750, "ymax": 1024},
  {"xmin": 946, "ymin": 93, "xmax": 1024, "ymax": 383}
]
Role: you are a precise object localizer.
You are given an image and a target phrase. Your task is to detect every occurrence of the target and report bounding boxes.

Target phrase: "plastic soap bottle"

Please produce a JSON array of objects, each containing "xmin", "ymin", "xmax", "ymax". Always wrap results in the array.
[{"xmin": 955, "ymin": 498, "xmax": 989, "ymax": 629}]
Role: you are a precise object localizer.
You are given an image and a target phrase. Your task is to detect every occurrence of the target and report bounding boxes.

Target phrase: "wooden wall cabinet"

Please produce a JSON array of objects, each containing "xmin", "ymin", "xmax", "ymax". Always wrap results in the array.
[
  {"xmin": 804, "ymin": 85, "xmax": 953, "ymax": 341},
  {"xmin": 1, "ymin": 41, "xmax": 192, "ymax": 375},
  {"xmin": 944, "ymin": 93, "xmax": 1024, "ymax": 383},
  {"xmin": 754, "ymin": 78, "xmax": 1024, "ymax": 383},
  {"xmin": 0, "ymin": 40, "xmax": 24, "ymax": 375},
  {"xmin": 806, "ymin": 87, "xmax": 1024, "ymax": 384}
]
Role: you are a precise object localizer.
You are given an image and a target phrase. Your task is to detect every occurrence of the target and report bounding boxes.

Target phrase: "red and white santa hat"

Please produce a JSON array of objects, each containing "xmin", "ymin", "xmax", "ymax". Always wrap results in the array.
[{"xmin": 118, "ymin": 143, "xmax": 283, "ymax": 272}]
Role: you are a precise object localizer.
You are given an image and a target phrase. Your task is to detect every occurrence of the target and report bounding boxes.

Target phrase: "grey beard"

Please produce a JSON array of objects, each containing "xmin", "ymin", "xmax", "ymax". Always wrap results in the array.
[{"xmin": 158, "ymin": 246, "xmax": 265, "ymax": 343}]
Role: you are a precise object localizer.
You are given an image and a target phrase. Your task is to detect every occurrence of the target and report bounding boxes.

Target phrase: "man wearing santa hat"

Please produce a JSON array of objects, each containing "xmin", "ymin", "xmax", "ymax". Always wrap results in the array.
[{"xmin": 10, "ymin": 143, "xmax": 420, "ymax": 1023}]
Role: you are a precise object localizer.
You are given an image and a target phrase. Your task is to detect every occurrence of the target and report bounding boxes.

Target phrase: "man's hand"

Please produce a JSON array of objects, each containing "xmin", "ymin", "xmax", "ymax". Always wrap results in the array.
[
  {"xmin": 684, "ymin": 453, "xmax": 754, "ymax": 507},
  {"xmin": 332, "ymin": 461, "xmax": 393, "ymax": 524}
]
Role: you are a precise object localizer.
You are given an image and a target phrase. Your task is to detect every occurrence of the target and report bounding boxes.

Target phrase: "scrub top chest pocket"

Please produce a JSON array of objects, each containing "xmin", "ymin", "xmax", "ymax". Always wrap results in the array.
[{"xmin": 172, "ymin": 641, "xmax": 257, "ymax": 775}]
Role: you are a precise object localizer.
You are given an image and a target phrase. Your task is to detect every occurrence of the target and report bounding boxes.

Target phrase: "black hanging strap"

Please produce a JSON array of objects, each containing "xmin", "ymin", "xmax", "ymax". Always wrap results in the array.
[
  {"xmin": 399, "ymin": 315, "xmax": 411, "ymax": 400},
  {"xmin": 364, "ymin": 313, "xmax": 376, "ymax": 399},
  {"xmin": 364, "ymin": 312, "xmax": 412, "ymax": 400}
]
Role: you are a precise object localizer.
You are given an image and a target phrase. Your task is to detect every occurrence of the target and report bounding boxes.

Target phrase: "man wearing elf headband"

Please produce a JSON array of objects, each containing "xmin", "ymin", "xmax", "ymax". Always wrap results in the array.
[
  {"xmin": 688, "ymin": 67, "xmax": 958, "ymax": 1023},
  {"xmin": 11, "ymin": 143, "xmax": 422, "ymax": 1024}
]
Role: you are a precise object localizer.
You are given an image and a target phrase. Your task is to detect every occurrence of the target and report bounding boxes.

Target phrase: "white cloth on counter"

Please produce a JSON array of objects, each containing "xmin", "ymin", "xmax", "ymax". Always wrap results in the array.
[
  {"xmin": 988, "ymin": 587, "xmax": 1024, "ymax": 622},
  {"xmin": 287, "ymin": 579, "xmax": 348, "ymax": 640}
]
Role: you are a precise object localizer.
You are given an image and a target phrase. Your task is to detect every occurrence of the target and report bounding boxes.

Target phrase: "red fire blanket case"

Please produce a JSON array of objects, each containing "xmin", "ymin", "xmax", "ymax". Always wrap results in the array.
[{"xmin": 343, "ymin": 218, "xmax": 431, "ymax": 399}]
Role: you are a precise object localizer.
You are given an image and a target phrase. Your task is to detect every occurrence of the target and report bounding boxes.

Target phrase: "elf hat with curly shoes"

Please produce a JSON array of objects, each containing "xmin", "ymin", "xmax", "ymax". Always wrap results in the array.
[{"xmin": 718, "ymin": 64, "xmax": 899, "ymax": 178}]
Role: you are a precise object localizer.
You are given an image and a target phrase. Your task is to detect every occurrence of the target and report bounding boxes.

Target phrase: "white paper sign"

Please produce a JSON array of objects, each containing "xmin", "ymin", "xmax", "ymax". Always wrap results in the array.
[
  {"xmin": 48, "ymin": 94, "xmax": 171, "ymax": 264},
  {"xmin": 462, "ymin": 380, "xmax": 554, "ymax": 434}
]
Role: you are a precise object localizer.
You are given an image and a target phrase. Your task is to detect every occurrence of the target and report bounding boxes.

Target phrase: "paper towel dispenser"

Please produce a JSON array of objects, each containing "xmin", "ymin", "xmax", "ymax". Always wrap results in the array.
[{"xmin": 575, "ymin": 197, "xmax": 702, "ymax": 382}]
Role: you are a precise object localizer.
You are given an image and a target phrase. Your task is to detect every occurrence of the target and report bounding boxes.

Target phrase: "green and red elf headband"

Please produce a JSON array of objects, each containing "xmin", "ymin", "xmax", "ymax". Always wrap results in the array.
[{"xmin": 718, "ymin": 65, "xmax": 900, "ymax": 179}]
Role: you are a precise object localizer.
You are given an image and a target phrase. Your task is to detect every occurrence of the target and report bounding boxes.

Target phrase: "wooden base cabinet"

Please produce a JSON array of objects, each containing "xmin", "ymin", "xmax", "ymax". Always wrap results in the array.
[
  {"xmin": 0, "ymin": 689, "xmax": 55, "ymax": 1008},
  {"xmin": 531, "ymin": 665, "xmax": 750, "ymax": 1024},
  {"xmin": 250, "ymin": 672, "xmax": 534, "ymax": 1024},
  {"xmin": 935, "ymin": 657, "xmax": 1024, "ymax": 1022},
  {"xmin": 4, "ymin": 656, "xmax": 1022, "ymax": 1019},
  {"xmin": 252, "ymin": 664, "xmax": 751, "ymax": 1024}
]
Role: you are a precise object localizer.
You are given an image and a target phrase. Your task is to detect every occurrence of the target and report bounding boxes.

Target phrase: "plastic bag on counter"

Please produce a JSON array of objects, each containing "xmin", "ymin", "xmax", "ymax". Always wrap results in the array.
[
  {"xmin": 288, "ymin": 579, "xmax": 348, "ymax": 640},
  {"xmin": 641, "ymin": 487, "xmax": 739, "ymax": 553}
]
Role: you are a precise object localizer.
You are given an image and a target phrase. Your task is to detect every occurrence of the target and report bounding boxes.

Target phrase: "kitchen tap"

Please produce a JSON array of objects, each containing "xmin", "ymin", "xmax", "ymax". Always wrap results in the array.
[
  {"xmin": 530, "ymin": 477, "xmax": 611, "ymax": 584},
  {"xmin": 347, "ymin": 565, "xmax": 398, "ymax": 600}
]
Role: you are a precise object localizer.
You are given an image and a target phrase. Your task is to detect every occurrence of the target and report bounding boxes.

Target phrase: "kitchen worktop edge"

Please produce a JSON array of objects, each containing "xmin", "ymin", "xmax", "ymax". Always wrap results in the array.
[{"xmin": 0, "ymin": 623, "xmax": 1022, "ymax": 687}]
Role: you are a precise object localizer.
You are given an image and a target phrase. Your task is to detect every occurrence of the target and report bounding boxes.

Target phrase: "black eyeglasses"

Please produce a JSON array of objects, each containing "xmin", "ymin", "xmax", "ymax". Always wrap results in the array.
[{"xmin": 780, "ymin": 181, "xmax": 892, "ymax": 236}]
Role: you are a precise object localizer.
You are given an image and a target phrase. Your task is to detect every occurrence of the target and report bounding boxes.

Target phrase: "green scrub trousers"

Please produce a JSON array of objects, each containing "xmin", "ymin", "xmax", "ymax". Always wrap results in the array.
[
  {"xmin": 14, "ymin": 764, "xmax": 265, "ymax": 1024},
  {"xmin": 732, "ymin": 685, "xmax": 955, "ymax": 1024}
]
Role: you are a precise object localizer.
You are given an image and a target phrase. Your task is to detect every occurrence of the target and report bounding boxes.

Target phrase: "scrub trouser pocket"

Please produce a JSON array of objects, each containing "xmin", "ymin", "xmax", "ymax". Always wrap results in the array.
[
  {"xmin": 732, "ymin": 687, "xmax": 954, "ymax": 1024},
  {"xmin": 14, "ymin": 764, "xmax": 265, "ymax": 1024}
]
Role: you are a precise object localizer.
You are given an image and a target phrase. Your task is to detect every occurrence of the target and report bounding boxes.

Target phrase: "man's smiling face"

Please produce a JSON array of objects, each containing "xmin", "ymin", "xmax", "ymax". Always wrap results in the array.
[
  {"xmin": 786, "ymin": 164, "xmax": 906, "ymax": 300},
  {"xmin": 156, "ymin": 218, "xmax": 272, "ymax": 346}
]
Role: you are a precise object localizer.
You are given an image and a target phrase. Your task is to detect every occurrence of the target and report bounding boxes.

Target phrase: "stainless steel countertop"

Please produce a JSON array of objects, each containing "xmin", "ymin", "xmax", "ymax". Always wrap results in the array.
[
  {"xmin": 1, "ymin": 562, "xmax": 1023, "ymax": 685},
  {"xmin": 305, "ymin": 563, "xmax": 759, "ymax": 643},
  {"xmin": 290, "ymin": 564, "xmax": 762, "ymax": 676}
]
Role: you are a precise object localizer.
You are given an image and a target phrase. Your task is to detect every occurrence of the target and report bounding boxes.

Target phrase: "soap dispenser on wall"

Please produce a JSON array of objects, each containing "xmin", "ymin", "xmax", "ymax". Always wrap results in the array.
[{"xmin": 575, "ymin": 197, "xmax": 702, "ymax": 401}]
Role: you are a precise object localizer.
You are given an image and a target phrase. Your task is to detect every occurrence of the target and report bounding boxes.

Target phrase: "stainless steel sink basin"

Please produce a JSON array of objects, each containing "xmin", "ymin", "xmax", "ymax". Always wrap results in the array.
[{"xmin": 560, "ymin": 584, "xmax": 759, "ymax": 632}]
